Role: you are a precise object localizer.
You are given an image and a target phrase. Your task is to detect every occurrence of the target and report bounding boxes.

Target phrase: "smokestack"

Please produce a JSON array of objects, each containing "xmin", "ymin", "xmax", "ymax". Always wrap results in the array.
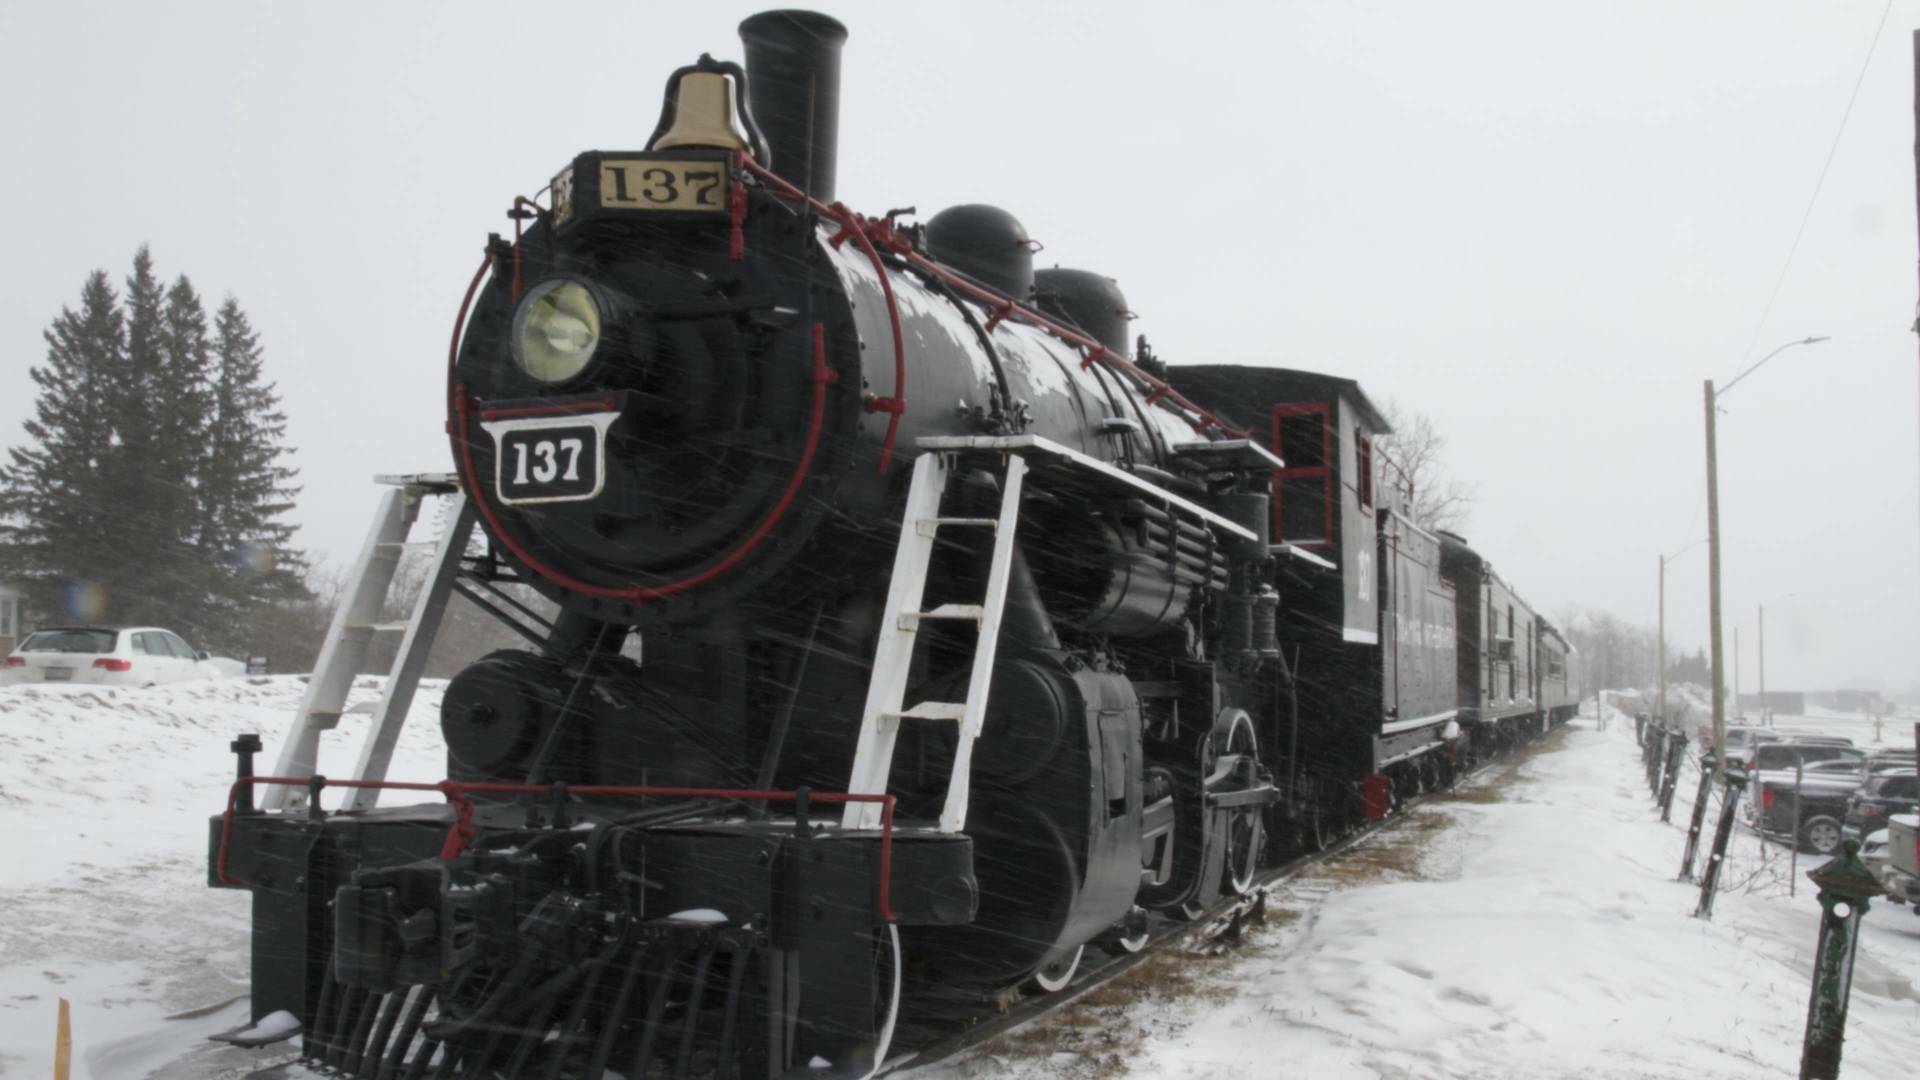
[{"xmin": 738, "ymin": 10, "xmax": 848, "ymax": 202}]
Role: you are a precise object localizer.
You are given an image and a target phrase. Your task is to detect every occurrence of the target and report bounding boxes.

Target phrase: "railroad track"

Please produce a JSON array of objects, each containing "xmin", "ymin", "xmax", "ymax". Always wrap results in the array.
[
  {"xmin": 878, "ymin": 725, "xmax": 1580, "ymax": 1077},
  {"xmin": 875, "ymin": 760, "xmax": 1501, "ymax": 1075}
]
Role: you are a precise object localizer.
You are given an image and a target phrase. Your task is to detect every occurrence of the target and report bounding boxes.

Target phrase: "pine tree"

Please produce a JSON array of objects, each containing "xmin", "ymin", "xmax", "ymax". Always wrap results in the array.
[
  {"xmin": 149, "ymin": 275, "xmax": 216, "ymax": 635},
  {"xmin": 2, "ymin": 251, "xmax": 310, "ymax": 652},
  {"xmin": 96, "ymin": 245, "xmax": 179, "ymax": 627},
  {"xmin": 0, "ymin": 271, "xmax": 127, "ymax": 623},
  {"xmin": 202, "ymin": 297, "xmax": 307, "ymax": 651}
]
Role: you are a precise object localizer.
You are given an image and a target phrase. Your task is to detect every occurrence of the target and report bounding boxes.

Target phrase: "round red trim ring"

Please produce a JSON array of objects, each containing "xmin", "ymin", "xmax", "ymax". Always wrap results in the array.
[{"xmin": 448, "ymin": 260, "xmax": 834, "ymax": 604}]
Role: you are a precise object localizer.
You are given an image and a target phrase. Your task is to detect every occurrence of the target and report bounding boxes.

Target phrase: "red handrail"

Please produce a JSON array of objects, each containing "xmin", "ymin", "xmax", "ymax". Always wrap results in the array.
[
  {"xmin": 219, "ymin": 776, "xmax": 899, "ymax": 921},
  {"xmin": 735, "ymin": 154, "xmax": 1248, "ymax": 440}
]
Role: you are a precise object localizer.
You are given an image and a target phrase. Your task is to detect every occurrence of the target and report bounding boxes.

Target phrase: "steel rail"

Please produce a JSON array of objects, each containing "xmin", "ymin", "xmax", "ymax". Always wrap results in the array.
[{"xmin": 877, "ymin": 729, "xmax": 1573, "ymax": 1075}]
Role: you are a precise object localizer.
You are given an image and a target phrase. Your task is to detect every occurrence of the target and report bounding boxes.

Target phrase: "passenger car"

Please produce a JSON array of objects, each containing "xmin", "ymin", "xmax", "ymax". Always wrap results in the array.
[
  {"xmin": 1745, "ymin": 739, "xmax": 1866, "ymax": 855},
  {"xmin": 1, "ymin": 625, "xmax": 216, "ymax": 688},
  {"xmin": 1699, "ymin": 724, "xmax": 1783, "ymax": 770},
  {"xmin": 1886, "ymin": 815, "xmax": 1920, "ymax": 909},
  {"xmin": 1862, "ymin": 827, "xmax": 1890, "ymax": 881},
  {"xmin": 1844, "ymin": 771, "xmax": 1919, "ymax": 841}
]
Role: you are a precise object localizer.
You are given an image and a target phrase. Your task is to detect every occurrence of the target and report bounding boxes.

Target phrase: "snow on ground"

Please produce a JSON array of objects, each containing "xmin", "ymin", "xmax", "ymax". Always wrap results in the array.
[
  {"xmin": 4, "ymin": 682, "xmax": 1918, "ymax": 1078},
  {"xmin": 918, "ymin": 700, "xmax": 1920, "ymax": 1080},
  {"xmin": 0, "ymin": 676, "xmax": 448, "ymax": 1078}
]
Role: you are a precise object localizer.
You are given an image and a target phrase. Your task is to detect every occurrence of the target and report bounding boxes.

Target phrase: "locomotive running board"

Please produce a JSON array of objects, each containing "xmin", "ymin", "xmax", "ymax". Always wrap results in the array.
[
  {"xmin": 260, "ymin": 474, "xmax": 472, "ymax": 813},
  {"xmin": 918, "ymin": 435, "xmax": 1258, "ymax": 543}
]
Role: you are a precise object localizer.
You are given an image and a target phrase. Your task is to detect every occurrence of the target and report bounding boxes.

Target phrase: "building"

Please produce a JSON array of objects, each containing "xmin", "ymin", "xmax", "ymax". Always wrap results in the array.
[
  {"xmin": 1737, "ymin": 690, "xmax": 1805, "ymax": 717},
  {"xmin": 0, "ymin": 582, "xmax": 19, "ymax": 655},
  {"xmin": 1808, "ymin": 689, "xmax": 1886, "ymax": 714}
]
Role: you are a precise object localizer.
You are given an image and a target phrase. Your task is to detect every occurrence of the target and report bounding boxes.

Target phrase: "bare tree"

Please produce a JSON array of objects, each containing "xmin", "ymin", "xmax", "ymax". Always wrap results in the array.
[{"xmin": 1377, "ymin": 399, "xmax": 1474, "ymax": 533}]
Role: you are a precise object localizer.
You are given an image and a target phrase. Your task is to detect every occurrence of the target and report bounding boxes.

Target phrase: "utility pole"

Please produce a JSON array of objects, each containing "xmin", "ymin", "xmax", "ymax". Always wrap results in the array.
[
  {"xmin": 1701, "ymin": 338, "xmax": 1828, "ymax": 784},
  {"xmin": 1706, "ymin": 379, "xmax": 1726, "ymax": 784},
  {"xmin": 1912, "ymin": 31, "xmax": 1920, "ymax": 602},
  {"xmin": 1760, "ymin": 604, "xmax": 1769, "ymax": 728},
  {"xmin": 1658, "ymin": 554, "xmax": 1667, "ymax": 728},
  {"xmin": 1735, "ymin": 625, "xmax": 1742, "ymax": 716}
]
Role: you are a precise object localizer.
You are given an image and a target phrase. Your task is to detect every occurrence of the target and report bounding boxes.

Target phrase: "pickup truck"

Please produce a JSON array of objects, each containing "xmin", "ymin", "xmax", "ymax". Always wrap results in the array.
[{"xmin": 1886, "ymin": 814, "xmax": 1920, "ymax": 909}]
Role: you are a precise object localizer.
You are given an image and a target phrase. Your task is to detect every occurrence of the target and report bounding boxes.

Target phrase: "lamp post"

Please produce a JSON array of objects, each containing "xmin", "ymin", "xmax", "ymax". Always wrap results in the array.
[
  {"xmin": 1797, "ymin": 840, "xmax": 1884, "ymax": 1079},
  {"xmin": 1704, "ymin": 335, "xmax": 1829, "ymax": 783}
]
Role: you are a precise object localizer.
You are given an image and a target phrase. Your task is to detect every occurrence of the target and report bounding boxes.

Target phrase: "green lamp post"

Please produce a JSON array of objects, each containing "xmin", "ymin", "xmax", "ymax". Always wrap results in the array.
[{"xmin": 1798, "ymin": 839, "xmax": 1884, "ymax": 1079}]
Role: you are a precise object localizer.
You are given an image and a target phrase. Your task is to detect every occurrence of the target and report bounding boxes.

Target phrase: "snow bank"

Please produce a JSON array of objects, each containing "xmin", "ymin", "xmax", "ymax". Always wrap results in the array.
[
  {"xmin": 0, "ymin": 676, "xmax": 449, "ymax": 1078},
  {"xmin": 921, "ymin": 702, "xmax": 1920, "ymax": 1079},
  {"xmin": 5, "ymin": 682, "xmax": 1917, "ymax": 1078}
]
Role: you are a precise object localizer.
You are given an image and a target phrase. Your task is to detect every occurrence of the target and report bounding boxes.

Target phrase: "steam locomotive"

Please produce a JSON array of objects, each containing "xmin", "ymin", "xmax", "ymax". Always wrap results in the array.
[{"xmin": 209, "ymin": 11, "xmax": 1578, "ymax": 1077}]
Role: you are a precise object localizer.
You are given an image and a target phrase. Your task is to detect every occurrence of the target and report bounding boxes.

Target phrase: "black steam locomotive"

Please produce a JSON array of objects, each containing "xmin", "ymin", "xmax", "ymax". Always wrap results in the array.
[{"xmin": 209, "ymin": 11, "xmax": 1578, "ymax": 1077}]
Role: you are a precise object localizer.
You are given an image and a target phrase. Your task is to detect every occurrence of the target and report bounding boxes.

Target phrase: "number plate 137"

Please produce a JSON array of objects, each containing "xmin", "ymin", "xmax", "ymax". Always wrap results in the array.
[{"xmin": 479, "ymin": 411, "xmax": 620, "ymax": 506}]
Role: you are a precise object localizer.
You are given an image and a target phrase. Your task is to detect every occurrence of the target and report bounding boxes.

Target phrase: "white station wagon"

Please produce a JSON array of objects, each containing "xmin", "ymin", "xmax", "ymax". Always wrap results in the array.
[{"xmin": 1, "ymin": 625, "xmax": 218, "ymax": 688}]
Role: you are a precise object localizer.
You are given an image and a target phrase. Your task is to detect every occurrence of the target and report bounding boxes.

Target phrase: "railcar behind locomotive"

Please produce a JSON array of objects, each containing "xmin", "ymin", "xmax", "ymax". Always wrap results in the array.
[{"xmin": 208, "ymin": 12, "xmax": 1575, "ymax": 1077}]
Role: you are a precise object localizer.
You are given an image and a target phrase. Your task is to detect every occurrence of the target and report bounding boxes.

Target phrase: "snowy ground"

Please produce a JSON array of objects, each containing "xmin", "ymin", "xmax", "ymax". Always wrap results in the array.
[
  {"xmin": 3, "ymin": 684, "xmax": 1917, "ymax": 1078},
  {"xmin": 915, "ymin": 700, "xmax": 1920, "ymax": 1080},
  {"xmin": 0, "ymin": 676, "xmax": 448, "ymax": 1078}
]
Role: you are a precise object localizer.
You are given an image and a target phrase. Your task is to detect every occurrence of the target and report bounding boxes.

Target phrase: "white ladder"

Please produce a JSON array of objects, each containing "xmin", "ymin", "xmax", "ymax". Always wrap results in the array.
[
  {"xmin": 841, "ymin": 450, "xmax": 1027, "ymax": 833},
  {"xmin": 262, "ymin": 474, "xmax": 475, "ymax": 813}
]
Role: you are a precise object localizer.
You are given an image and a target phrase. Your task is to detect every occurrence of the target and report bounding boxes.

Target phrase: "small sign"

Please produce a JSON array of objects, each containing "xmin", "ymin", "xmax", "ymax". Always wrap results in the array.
[
  {"xmin": 598, "ymin": 159, "xmax": 730, "ymax": 213},
  {"xmin": 246, "ymin": 656, "xmax": 269, "ymax": 676},
  {"xmin": 480, "ymin": 411, "xmax": 621, "ymax": 506},
  {"xmin": 549, "ymin": 150, "xmax": 735, "ymax": 232}
]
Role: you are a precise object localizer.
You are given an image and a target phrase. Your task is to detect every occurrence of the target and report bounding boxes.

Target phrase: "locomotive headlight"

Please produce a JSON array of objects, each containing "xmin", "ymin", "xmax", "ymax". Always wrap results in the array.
[{"xmin": 511, "ymin": 278, "xmax": 603, "ymax": 384}]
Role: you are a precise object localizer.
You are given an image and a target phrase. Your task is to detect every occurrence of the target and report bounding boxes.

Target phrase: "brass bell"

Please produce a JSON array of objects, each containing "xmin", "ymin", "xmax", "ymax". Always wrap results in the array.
[{"xmin": 651, "ymin": 71, "xmax": 749, "ymax": 152}]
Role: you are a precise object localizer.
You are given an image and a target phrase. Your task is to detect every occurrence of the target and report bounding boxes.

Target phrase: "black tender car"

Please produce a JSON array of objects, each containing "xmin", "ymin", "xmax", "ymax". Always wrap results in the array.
[{"xmin": 1845, "ymin": 771, "xmax": 1920, "ymax": 841}]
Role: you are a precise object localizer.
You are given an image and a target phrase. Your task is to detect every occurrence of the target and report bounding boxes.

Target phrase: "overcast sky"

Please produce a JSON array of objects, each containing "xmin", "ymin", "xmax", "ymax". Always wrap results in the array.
[{"xmin": 2, "ymin": 1, "xmax": 1916, "ymax": 693}]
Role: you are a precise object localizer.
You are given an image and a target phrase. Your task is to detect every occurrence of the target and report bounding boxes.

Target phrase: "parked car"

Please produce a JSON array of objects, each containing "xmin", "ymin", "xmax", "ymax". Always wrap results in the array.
[
  {"xmin": 1862, "ymin": 827, "xmax": 1891, "ymax": 881},
  {"xmin": 1866, "ymin": 747, "xmax": 1918, "ymax": 773},
  {"xmin": 1, "ymin": 625, "xmax": 216, "ymax": 688},
  {"xmin": 1700, "ymin": 724, "xmax": 1784, "ymax": 771},
  {"xmin": 1886, "ymin": 814, "xmax": 1920, "ymax": 910},
  {"xmin": 1745, "ymin": 740, "xmax": 1868, "ymax": 855},
  {"xmin": 1844, "ymin": 771, "xmax": 1920, "ymax": 841}
]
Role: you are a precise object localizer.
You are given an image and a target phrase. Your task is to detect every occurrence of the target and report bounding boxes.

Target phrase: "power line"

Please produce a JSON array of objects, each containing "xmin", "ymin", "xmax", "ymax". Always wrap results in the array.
[{"xmin": 1734, "ymin": 0, "xmax": 1893, "ymax": 367}]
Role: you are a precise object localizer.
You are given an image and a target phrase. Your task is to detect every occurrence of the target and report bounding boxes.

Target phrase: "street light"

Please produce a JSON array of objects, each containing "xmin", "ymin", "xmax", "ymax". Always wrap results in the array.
[
  {"xmin": 1705, "ymin": 335, "xmax": 1830, "ymax": 782},
  {"xmin": 1658, "ymin": 538, "xmax": 1707, "ymax": 737}
]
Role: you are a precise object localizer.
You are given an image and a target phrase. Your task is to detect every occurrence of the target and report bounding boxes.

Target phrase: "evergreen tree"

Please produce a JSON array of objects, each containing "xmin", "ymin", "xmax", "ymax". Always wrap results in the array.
[
  {"xmin": 0, "ymin": 271, "xmax": 127, "ymax": 623},
  {"xmin": 2, "ymin": 250, "xmax": 309, "ymax": 652},
  {"xmin": 149, "ymin": 275, "xmax": 215, "ymax": 634},
  {"xmin": 202, "ymin": 297, "xmax": 307, "ymax": 649},
  {"xmin": 96, "ymin": 245, "xmax": 179, "ymax": 627}
]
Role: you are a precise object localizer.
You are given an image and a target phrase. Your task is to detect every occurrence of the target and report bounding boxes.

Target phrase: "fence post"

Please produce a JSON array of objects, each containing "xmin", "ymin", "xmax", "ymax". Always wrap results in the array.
[
  {"xmin": 1679, "ymin": 761, "xmax": 1715, "ymax": 882},
  {"xmin": 1694, "ymin": 767, "xmax": 1747, "ymax": 919},
  {"xmin": 1797, "ymin": 840, "xmax": 1884, "ymax": 1079},
  {"xmin": 1658, "ymin": 730, "xmax": 1685, "ymax": 822},
  {"xmin": 1790, "ymin": 761, "xmax": 1803, "ymax": 899},
  {"xmin": 54, "ymin": 998, "xmax": 70, "ymax": 1080},
  {"xmin": 1648, "ymin": 723, "xmax": 1671, "ymax": 793}
]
